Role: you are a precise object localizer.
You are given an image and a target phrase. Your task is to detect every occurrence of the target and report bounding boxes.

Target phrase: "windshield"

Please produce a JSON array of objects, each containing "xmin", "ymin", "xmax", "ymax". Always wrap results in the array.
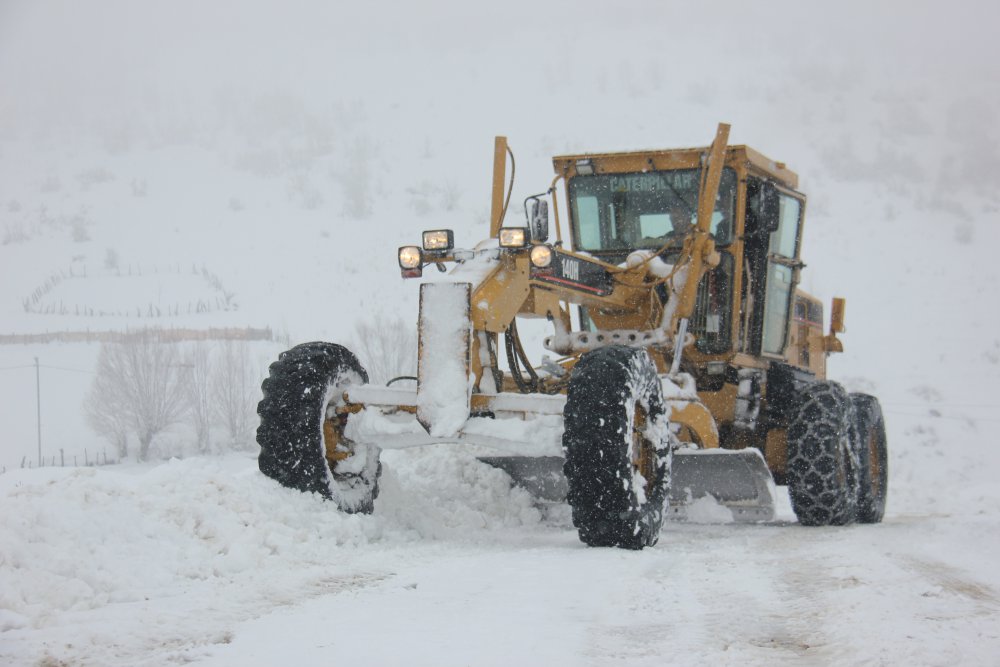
[{"xmin": 569, "ymin": 167, "xmax": 737, "ymax": 253}]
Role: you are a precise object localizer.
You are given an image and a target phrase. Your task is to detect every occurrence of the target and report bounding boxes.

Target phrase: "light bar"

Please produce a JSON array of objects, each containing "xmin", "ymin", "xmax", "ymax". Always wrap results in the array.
[
  {"xmin": 422, "ymin": 229, "xmax": 454, "ymax": 251},
  {"xmin": 499, "ymin": 227, "xmax": 528, "ymax": 248},
  {"xmin": 398, "ymin": 245, "xmax": 422, "ymax": 269}
]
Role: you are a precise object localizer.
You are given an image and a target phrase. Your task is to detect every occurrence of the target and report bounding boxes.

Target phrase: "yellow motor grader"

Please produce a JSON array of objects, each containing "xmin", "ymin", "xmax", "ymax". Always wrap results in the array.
[{"xmin": 257, "ymin": 124, "xmax": 888, "ymax": 549}]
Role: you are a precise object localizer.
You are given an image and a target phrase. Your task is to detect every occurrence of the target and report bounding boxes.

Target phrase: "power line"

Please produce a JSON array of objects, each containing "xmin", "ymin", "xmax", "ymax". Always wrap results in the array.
[
  {"xmin": 39, "ymin": 364, "xmax": 94, "ymax": 374},
  {"xmin": 0, "ymin": 364, "xmax": 94, "ymax": 374}
]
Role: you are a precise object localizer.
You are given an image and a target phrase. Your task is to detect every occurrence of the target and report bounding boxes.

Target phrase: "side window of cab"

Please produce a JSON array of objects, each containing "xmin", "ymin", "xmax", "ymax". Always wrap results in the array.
[{"xmin": 761, "ymin": 193, "xmax": 802, "ymax": 355}]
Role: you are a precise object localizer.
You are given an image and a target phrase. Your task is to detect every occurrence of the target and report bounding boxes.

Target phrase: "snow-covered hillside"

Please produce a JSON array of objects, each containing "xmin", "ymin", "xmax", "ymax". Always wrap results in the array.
[{"xmin": 1, "ymin": 0, "xmax": 999, "ymax": 665}]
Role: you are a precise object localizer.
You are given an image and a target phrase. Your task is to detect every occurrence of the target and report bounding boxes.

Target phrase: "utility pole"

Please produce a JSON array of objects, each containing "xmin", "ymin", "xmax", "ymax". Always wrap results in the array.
[{"xmin": 35, "ymin": 357, "xmax": 41, "ymax": 466}]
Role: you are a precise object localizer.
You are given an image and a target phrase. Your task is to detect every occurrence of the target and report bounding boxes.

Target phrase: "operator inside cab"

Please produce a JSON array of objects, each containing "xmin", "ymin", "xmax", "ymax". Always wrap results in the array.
[{"xmin": 663, "ymin": 203, "xmax": 694, "ymax": 250}]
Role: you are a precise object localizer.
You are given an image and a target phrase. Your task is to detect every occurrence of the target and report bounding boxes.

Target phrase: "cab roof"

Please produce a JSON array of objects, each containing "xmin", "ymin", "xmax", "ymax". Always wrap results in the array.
[{"xmin": 552, "ymin": 144, "xmax": 799, "ymax": 190}]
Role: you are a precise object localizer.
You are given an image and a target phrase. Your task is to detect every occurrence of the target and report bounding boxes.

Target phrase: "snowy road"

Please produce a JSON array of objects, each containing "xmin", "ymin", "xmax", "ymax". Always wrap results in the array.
[
  {"xmin": 195, "ymin": 516, "xmax": 1000, "ymax": 666},
  {"xmin": 3, "ymin": 442, "xmax": 998, "ymax": 667},
  {"xmin": 199, "ymin": 523, "xmax": 1000, "ymax": 666}
]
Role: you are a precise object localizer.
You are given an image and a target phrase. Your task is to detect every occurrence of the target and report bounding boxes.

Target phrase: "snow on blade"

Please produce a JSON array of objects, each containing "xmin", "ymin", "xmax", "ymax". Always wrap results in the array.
[{"xmin": 416, "ymin": 282, "xmax": 472, "ymax": 438}]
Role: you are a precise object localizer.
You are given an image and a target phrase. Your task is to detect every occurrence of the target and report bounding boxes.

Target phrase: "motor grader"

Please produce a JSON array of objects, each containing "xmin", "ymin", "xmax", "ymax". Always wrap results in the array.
[{"xmin": 257, "ymin": 123, "xmax": 889, "ymax": 549}]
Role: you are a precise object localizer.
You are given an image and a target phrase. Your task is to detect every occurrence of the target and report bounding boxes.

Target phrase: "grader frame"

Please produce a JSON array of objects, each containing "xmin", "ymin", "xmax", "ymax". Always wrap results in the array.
[
  {"xmin": 256, "ymin": 123, "xmax": 887, "ymax": 549},
  {"xmin": 377, "ymin": 125, "xmax": 844, "ymax": 471}
]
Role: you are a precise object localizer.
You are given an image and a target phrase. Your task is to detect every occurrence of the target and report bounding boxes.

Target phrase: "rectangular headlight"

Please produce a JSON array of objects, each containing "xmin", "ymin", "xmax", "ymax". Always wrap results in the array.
[
  {"xmin": 499, "ymin": 227, "xmax": 528, "ymax": 248},
  {"xmin": 398, "ymin": 245, "xmax": 422, "ymax": 269},
  {"xmin": 422, "ymin": 229, "xmax": 454, "ymax": 251}
]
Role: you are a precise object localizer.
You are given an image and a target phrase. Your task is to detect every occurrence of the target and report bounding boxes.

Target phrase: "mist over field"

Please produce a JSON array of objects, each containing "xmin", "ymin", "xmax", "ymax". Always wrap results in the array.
[{"xmin": 1, "ymin": 1, "xmax": 999, "ymax": 665}]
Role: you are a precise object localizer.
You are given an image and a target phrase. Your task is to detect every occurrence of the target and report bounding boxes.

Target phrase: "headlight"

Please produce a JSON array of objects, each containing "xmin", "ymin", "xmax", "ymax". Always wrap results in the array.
[
  {"xmin": 499, "ymin": 227, "xmax": 528, "ymax": 248},
  {"xmin": 422, "ymin": 229, "xmax": 454, "ymax": 251},
  {"xmin": 398, "ymin": 246, "xmax": 422, "ymax": 269},
  {"xmin": 530, "ymin": 245, "xmax": 553, "ymax": 268}
]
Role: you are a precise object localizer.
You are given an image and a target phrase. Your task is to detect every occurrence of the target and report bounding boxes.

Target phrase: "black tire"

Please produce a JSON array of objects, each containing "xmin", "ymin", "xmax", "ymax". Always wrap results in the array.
[
  {"xmin": 257, "ymin": 342, "xmax": 382, "ymax": 513},
  {"xmin": 787, "ymin": 380, "xmax": 859, "ymax": 526},
  {"xmin": 850, "ymin": 393, "xmax": 888, "ymax": 523},
  {"xmin": 562, "ymin": 346, "xmax": 672, "ymax": 550}
]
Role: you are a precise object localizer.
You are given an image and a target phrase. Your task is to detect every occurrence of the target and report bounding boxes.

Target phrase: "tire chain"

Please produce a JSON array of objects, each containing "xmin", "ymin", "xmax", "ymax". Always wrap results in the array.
[{"xmin": 786, "ymin": 380, "xmax": 859, "ymax": 526}]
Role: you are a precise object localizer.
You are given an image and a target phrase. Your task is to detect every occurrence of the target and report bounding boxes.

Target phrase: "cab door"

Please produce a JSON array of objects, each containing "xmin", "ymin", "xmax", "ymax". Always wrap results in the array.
[
  {"xmin": 760, "ymin": 192, "xmax": 803, "ymax": 356},
  {"xmin": 741, "ymin": 178, "xmax": 804, "ymax": 357}
]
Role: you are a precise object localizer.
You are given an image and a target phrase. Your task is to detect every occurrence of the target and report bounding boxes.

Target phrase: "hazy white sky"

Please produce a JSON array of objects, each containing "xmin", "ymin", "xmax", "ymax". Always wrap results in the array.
[{"xmin": 1, "ymin": 0, "xmax": 994, "ymax": 132}]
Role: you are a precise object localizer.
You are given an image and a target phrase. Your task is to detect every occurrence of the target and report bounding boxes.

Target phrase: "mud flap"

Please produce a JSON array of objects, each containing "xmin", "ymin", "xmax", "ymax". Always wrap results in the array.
[{"xmin": 667, "ymin": 448, "xmax": 776, "ymax": 522}]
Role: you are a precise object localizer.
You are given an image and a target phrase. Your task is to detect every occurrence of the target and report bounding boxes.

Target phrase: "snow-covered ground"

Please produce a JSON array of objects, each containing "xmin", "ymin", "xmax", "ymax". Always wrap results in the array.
[
  {"xmin": 2, "ymin": 0, "xmax": 999, "ymax": 664},
  {"xmin": 3, "ymin": 440, "xmax": 999, "ymax": 666}
]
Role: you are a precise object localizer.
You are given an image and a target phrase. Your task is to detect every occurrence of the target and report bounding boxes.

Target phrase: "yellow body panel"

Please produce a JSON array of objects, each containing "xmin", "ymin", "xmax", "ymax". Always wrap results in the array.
[
  {"xmin": 670, "ymin": 401, "xmax": 720, "ymax": 449},
  {"xmin": 471, "ymin": 254, "xmax": 530, "ymax": 332},
  {"xmin": 400, "ymin": 125, "xmax": 846, "ymax": 478},
  {"xmin": 764, "ymin": 428, "xmax": 788, "ymax": 477}
]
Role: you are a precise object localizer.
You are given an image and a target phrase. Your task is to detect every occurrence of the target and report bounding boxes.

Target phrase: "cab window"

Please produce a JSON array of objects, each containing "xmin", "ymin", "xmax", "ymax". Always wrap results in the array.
[
  {"xmin": 761, "ymin": 194, "xmax": 802, "ymax": 355},
  {"xmin": 569, "ymin": 168, "xmax": 737, "ymax": 254}
]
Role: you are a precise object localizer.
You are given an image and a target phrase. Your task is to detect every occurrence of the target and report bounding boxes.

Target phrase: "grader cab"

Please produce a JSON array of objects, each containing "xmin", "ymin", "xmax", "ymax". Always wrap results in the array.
[{"xmin": 256, "ymin": 124, "xmax": 888, "ymax": 549}]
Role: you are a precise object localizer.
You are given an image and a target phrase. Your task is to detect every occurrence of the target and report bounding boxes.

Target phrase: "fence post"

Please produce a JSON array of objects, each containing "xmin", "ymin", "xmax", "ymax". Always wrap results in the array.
[{"xmin": 35, "ymin": 357, "xmax": 41, "ymax": 466}]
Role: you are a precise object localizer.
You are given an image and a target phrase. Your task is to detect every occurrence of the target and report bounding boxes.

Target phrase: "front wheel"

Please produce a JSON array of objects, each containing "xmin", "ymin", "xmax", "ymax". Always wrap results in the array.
[
  {"xmin": 562, "ymin": 346, "xmax": 673, "ymax": 550},
  {"xmin": 256, "ymin": 342, "xmax": 382, "ymax": 513}
]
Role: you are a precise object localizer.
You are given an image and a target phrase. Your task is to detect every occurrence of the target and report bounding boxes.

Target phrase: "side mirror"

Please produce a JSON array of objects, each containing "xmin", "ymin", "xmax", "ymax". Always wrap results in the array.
[
  {"xmin": 760, "ymin": 182, "xmax": 780, "ymax": 233},
  {"xmin": 529, "ymin": 199, "xmax": 549, "ymax": 242}
]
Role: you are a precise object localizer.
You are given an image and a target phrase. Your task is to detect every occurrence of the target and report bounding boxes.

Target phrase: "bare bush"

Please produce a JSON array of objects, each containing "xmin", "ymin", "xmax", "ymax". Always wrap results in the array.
[
  {"xmin": 440, "ymin": 182, "xmax": 462, "ymax": 211},
  {"xmin": 2, "ymin": 223, "xmax": 29, "ymax": 245},
  {"xmin": 77, "ymin": 167, "xmax": 115, "ymax": 188},
  {"xmin": 83, "ymin": 383, "xmax": 130, "ymax": 458},
  {"xmin": 84, "ymin": 335, "xmax": 186, "ymax": 460},
  {"xmin": 352, "ymin": 313, "xmax": 417, "ymax": 385},
  {"xmin": 104, "ymin": 247, "xmax": 120, "ymax": 270},
  {"xmin": 181, "ymin": 343, "xmax": 214, "ymax": 454},
  {"xmin": 71, "ymin": 221, "xmax": 90, "ymax": 243},
  {"xmin": 212, "ymin": 340, "xmax": 258, "ymax": 449}
]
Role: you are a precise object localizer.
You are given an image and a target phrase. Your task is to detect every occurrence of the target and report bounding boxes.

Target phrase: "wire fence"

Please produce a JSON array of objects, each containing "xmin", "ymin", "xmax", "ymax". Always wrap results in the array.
[
  {"xmin": 4, "ymin": 448, "xmax": 120, "ymax": 475},
  {"xmin": 0, "ymin": 326, "xmax": 275, "ymax": 346}
]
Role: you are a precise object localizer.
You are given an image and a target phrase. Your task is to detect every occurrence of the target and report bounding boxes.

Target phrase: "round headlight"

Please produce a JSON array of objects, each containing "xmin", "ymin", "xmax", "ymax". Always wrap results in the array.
[
  {"xmin": 530, "ymin": 245, "xmax": 553, "ymax": 268},
  {"xmin": 398, "ymin": 246, "xmax": 422, "ymax": 269}
]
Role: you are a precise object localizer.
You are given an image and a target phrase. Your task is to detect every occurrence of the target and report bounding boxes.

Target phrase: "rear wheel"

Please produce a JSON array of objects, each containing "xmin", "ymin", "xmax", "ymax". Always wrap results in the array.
[
  {"xmin": 562, "ymin": 346, "xmax": 672, "ymax": 549},
  {"xmin": 787, "ymin": 381, "xmax": 859, "ymax": 526},
  {"xmin": 851, "ymin": 393, "xmax": 888, "ymax": 523},
  {"xmin": 257, "ymin": 342, "xmax": 382, "ymax": 513}
]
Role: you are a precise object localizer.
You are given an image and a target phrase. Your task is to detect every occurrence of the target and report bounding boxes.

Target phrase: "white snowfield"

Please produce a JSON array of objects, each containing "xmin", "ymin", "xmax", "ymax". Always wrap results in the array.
[{"xmin": 2, "ymin": 419, "xmax": 1000, "ymax": 667}]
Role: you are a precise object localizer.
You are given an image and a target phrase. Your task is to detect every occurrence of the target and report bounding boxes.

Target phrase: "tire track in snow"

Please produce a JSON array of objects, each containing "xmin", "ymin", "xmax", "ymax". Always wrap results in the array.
[
  {"xmin": 901, "ymin": 556, "xmax": 1000, "ymax": 609},
  {"xmin": 578, "ymin": 524, "xmax": 836, "ymax": 665}
]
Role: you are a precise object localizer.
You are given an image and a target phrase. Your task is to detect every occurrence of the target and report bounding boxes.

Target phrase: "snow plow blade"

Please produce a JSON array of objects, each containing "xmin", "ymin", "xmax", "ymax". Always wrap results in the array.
[
  {"xmin": 477, "ymin": 456, "xmax": 568, "ymax": 502},
  {"xmin": 667, "ymin": 449, "xmax": 776, "ymax": 523},
  {"xmin": 481, "ymin": 449, "xmax": 775, "ymax": 523}
]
